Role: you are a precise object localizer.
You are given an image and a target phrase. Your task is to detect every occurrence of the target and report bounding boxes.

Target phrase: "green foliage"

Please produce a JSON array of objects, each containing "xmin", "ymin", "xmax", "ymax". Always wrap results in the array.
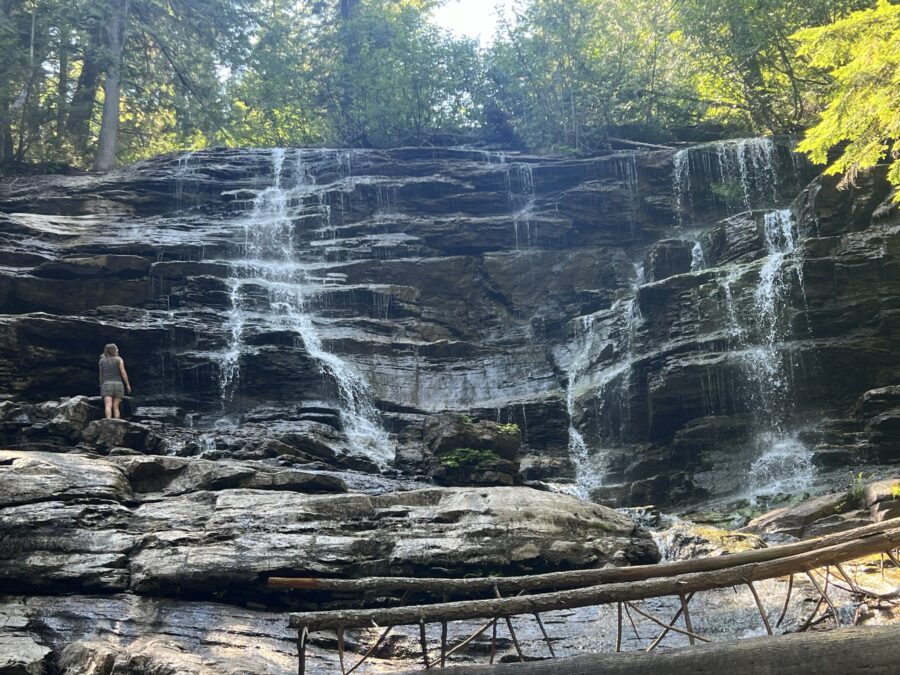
[
  {"xmin": 496, "ymin": 423, "xmax": 520, "ymax": 436},
  {"xmin": 329, "ymin": 0, "xmax": 480, "ymax": 147},
  {"xmin": 438, "ymin": 447, "xmax": 501, "ymax": 468},
  {"xmin": 0, "ymin": 0, "xmax": 892, "ymax": 168},
  {"xmin": 482, "ymin": 0, "xmax": 697, "ymax": 150},
  {"xmin": 674, "ymin": 0, "xmax": 871, "ymax": 133},
  {"xmin": 710, "ymin": 179, "xmax": 745, "ymax": 209},
  {"xmin": 836, "ymin": 470, "xmax": 876, "ymax": 511},
  {"xmin": 793, "ymin": 1, "xmax": 900, "ymax": 199}
]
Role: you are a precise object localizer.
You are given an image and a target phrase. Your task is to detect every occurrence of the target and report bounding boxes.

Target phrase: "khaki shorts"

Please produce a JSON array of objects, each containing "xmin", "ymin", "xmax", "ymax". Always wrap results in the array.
[{"xmin": 101, "ymin": 381, "xmax": 125, "ymax": 398}]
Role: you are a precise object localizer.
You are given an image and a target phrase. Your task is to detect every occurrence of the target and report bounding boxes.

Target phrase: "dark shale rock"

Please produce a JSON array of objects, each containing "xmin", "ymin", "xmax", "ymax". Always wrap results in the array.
[
  {"xmin": 1, "ymin": 141, "xmax": 899, "ymax": 672},
  {"xmin": 1, "ymin": 143, "xmax": 895, "ymax": 511},
  {"xmin": 81, "ymin": 418, "xmax": 160, "ymax": 453},
  {"xmin": 644, "ymin": 239, "xmax": 694, "ymax": 282},
  {"xmin": 0, "ymin": 635, "xmax": 51, "ymax": 675}
]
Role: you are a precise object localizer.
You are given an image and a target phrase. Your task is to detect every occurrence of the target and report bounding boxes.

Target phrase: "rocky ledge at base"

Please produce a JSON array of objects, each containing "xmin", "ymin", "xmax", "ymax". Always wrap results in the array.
[{"xmin": 0, "ymin": 446, "xmax": 657, "ymax": 673}]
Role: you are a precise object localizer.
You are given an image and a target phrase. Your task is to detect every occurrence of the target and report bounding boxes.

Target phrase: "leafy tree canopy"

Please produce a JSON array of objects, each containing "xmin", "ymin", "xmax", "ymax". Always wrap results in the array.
[
  {"xmin": 1, "ymin": 0, "xmax": 896, "ymax": 178},
  {"xmin": 793, "ymin": 0, "xmax": 900, "ymax": 197}
]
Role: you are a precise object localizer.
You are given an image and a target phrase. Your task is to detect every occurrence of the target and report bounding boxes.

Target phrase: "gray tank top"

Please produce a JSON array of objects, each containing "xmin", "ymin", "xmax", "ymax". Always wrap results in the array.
[{"xmin": 99, "ymin": 356, "xmax": 123, "ymax": 383}]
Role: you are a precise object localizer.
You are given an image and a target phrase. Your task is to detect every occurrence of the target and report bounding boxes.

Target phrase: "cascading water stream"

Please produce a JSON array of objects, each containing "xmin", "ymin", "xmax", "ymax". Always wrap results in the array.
[
  {"xmin": 670, "ymin": 140, "xmax": 816, "ymax": 499},
  {"xmin": 673, "ymin": 137, "xmax": 782, "ymax": 225},
  {"xmin": 691, "ymin": 240, "xmax": 706, "ymax": 271},
  {"xmin": 564, "ymin": 264, "xmax": 645, "ymax": 497},
  {"xmin": 719, "ymin": 208, "xmax": 814, "ymax": 496},
  {"xmin": 219, "ymin": 148, "xmax": 393, "ymax": 465}
]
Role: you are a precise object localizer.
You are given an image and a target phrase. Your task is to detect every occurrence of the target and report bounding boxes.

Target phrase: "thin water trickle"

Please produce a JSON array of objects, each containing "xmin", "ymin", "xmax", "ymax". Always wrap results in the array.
[
  {"xmin": 563, "ymin": 265, "xmax": 645, "ymax": 496},
  {"xmin": 674, "ymin": 138, "xmax": 783, "ymax": 221},
  {"xmin": 691, "ymin": 240, "xmax": 706, "ymax": 271},
  {"xmin": 672, "ymin": 149, "xmax": 691, "ymax": 226},
  {"xmin": 509, "ymin": 164, "xmax": 536, "ymax": 249}
]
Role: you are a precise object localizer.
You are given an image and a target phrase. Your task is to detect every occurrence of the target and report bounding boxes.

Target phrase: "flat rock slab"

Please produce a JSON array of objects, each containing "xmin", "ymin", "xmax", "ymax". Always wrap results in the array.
[{"xmin": 0, "ymin": 451, "xmax": 657, "ymax": 597}]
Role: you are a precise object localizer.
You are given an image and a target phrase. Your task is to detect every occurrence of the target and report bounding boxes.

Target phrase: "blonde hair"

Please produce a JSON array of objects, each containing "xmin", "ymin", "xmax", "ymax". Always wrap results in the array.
[{"xmin": 102, "ymin": 343, "xmax": 119, "ymax": 358}]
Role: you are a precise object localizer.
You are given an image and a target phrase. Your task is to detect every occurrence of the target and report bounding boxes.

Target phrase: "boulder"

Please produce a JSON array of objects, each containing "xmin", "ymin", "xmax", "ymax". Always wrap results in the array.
[
  {"xmin": 127, "ymin": 486, "xmax": 658, "ymax": 594},
  {"xmin": 0, "ymin": 451, "xmax": 657, "ymax": 597},
  {"xmin": 740, "ymin": 492, "xmax": 860, "ymax": 539},
  {"xmin": 853, "ymin": 386, "xmax": 900, "ymax": 419},
  {"xmin": 655, "ymin": 521, "xmax": 766, "ymax": 561},
  {"xmin": 1, "ymin": 595, "xmax": 299, "ymax": 675},
  {"xmin": 0, "ymin": 635, "xmax": 51, "ymax": 675},
  {"xmin": 0, "ymin": 450, "xmax": 130, "ymax": 506},
  {"xmin": 109, "ymin": 455, "xmax": 347, "ymax": 496},
  {"xmin": 425, "ymin": 414, "xmax": 522, "ymax": 486},
  {"xmin": 862, "ymin": 478, "xmax": 900, "ymax": 523},
  {"xmin": 81, "ymin": 418, "xmax": 159, "ymax": 453},
  {"xmin": 48, "ymin": 395, "xmax": 102, "ymax": 439}
]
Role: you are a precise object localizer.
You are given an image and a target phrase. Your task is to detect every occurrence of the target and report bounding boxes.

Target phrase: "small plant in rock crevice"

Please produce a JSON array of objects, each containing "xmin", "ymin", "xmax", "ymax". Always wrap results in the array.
[
  {"xmin": 496, "ymin": 423, "xmax": 520, "ymax": 436},
  {"xmin": 438, "ymin": 447, "xmax": 501, "ymax": 468}
]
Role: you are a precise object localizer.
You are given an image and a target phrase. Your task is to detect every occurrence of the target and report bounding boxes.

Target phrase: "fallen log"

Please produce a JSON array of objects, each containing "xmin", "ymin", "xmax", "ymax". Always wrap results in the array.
[
  {"xmin": 394, "ymin": 624, "xmax": 900, "ymax": 675},
  {"xmin": 289, "ymin": 523, "xmax": 900, "ymax": 631},
  {"xmin": 270, "ymin": 519, "xmax": 900, "ymax": 595},
  {"xmin": 607, "ymin": 137, "xmax": 675, "ymax": 150}
]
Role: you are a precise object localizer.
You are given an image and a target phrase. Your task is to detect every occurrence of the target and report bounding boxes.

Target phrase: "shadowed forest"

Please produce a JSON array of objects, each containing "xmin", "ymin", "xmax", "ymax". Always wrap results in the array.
[{"xmin": 0, "ymin": 0, "xmax": 897, "ymax": 193}]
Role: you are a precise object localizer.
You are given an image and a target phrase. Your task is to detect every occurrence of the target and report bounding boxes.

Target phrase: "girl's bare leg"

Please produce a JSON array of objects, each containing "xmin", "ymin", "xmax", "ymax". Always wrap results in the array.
[
  {"xmin": 103, "ymin": 396, "xmax": 113, "ymax": 419},
  {"xmin": 112, "ymin": 398, "xmax": 121, "ymax": 419}
]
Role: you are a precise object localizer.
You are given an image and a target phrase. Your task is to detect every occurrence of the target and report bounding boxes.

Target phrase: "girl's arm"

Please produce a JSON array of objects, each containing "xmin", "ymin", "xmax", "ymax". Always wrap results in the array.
[
  {"xmin": 99, "ymin": 365, "xmax": 103, "ymax": 387},
  {"xmin": 119, "ymin": 358, "xmax": 132, "ymax": 394}
]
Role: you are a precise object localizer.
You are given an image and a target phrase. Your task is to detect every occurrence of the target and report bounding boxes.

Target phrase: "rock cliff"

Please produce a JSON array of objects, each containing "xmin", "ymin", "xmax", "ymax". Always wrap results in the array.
[
  {"xmin": 1, "ymin": 142, "xmax": 897, "ymax": 503},
  {"xmin": 1, "ymin": 140, "xmax": 899, "ymax": 671}
]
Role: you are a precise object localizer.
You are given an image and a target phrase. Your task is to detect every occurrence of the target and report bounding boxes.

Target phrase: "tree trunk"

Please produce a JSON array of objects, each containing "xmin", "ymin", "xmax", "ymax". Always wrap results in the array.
[
  {"xmin": 408, "ymin": 625, "xmax": 900, "ymax": 675},
  {"xmin": 336, "ymin": 0, "xmax": 361, "ymax": 143},
  {"xmin": 56, "ymin": 30, "xmax": 69, "ymax": 141},
  {"xmin": 0, "ymin": 98, "xmax": 12, "ymax": 164},
  {"xmin": 339, "ymin": 0, "xmax": 359, "ymax": 21},
  {"xmin": 92, "ymin": 0, "xmax": 129, "ymax": 172},
  {"xmin": 66, "ymin": 32, "xmax": 103, "ymax": 157},
  {"xmin": 288, "ymin": 522, "xmax": 900, "ymax": 631},
  {"xmin": 271, "ymin": 518, "xmax": 897, "ymax": 596}
]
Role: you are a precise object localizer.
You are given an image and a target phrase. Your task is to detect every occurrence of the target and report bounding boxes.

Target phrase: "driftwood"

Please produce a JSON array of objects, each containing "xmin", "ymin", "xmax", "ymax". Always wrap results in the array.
[
  {"xmin": 270, "ymin": 520, "xmax": 898, "ymax": 595},
  {"xmin": 289, "ymin": 523, "xmax": 900, "ymax": 631},
  {"xmin": 396, "ymin": 624, "xmax": 900, "ymax": 675}
]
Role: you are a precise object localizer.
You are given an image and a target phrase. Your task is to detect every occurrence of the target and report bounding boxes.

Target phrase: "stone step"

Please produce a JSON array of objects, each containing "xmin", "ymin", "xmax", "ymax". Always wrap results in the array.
[{"xmin": 812, "ymin": 444, "xmax": 873, "ymax": 468}]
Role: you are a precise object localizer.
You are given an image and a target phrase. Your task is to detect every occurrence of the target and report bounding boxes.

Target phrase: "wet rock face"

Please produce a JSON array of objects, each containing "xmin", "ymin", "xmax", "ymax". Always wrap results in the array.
[
  {"xmin": 0, "ymin": 142, "xmax": 898, "ymax": 508},
  {"xmin": 644, "ymin": 239, "xmax": 694, "ymax": 282}
]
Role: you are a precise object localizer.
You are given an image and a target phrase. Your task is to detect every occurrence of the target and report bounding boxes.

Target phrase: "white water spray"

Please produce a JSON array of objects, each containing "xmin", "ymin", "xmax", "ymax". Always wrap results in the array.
[{"xmin": 219, "ymin": 148, "xmax": 393, "ymax": 465}]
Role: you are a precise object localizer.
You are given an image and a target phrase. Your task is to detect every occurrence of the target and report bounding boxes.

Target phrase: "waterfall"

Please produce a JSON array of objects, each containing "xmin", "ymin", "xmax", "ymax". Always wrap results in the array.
[
  {"xmin": 672, "ymin": 138, "xmax": 783, "ymax": 223},
  {"xmin": 174, "ymin": 151, "xmax": 199, "ymax": 206},
  {"xmin": 219, "ymin": 148, "xmax": 393, "ymax": 465},
  {"xmin": 563, "ymin": 264, "xmax": 645, "ymax": 497},
  {"xmin": 719, "ymin": 208, "xmax": 814, "ymax": 496},
  {"xmin": 716, "ymin": 138, "xmax": 779, "ymax": 210},
  {"xmin": 672, "ymin": 149, "xmax": 690, "ymax": 227},
  {"xmin": 508, "ymin": 164, "xmax": 536, "ymax": 249},
  {"xmin": 564, "ymin": 315, "xmax": 604, "ymax": 499}
]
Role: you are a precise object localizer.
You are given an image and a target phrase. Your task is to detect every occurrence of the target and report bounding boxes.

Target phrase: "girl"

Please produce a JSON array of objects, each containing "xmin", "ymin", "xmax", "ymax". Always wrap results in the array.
[{"xmin": 98, "ymin": 343, "xmax": 131, "ymax": 419}]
